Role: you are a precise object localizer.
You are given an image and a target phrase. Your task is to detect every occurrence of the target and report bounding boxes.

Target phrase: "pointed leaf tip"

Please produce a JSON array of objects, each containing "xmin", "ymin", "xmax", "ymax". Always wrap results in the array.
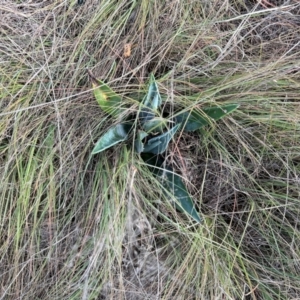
[
  {"xmin": 142, "ymin": 155, "xmax": 201, "ymax": 223},
  {"xmin": 202, "ymin": 104, "xmax": 239, "ymax": 121},
  {"xmin": 162, "ymin": 170, "xmax": 201, "ymax": 223},
  {"xmin": 142, "ymin": 74, "xmax": 162, "ymax": 111},
  {"xmin": 175, "ymin": 103, "xmax": 239, "ymax": 132},
  {"xmin": 89, "ymin": 74, "xmax": 123, "ymax": 117},
  {"xmin": 92, "ymin": 123, "xmax": 132, "ymax": 154}
]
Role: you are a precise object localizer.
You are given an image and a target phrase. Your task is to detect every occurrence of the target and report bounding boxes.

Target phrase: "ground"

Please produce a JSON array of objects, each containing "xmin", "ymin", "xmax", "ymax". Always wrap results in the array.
[{"xmin": 0, "ymin": 0, "xmax": 300, "ymax": 299}]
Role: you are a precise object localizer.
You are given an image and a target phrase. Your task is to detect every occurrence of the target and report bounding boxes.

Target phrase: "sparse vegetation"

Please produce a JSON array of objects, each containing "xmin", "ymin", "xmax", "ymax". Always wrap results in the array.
[{"xmin": 1, "ymin": 1, "xmax": 300, "ymax": 299}]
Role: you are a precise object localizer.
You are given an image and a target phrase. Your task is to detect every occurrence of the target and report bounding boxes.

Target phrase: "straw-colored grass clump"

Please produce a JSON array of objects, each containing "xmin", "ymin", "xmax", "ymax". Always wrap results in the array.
[{"xmin": 0, "ymin": 1, "xmax": 300, "ymax": 299}]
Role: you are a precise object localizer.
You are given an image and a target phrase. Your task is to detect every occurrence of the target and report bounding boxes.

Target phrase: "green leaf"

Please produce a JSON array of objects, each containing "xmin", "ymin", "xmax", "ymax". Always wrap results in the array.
[
  {"xmin": 141, "ymin": 154, "xmax": 201, "ymax": 223},
  {"xmin": 139, "ymin": 107, "xmax": 155, "ymax": 125},
  {"xmin": 134, "ymin": 130, "xmax": 148, "ymax": 153},
  {"xmin": 175, "ymin": 104, "xmax": 239, "ymax": 132},
  {"xmin": 162, "ymin": 170, "xmax": 201, "ymax": 223},
  {"xmin": 142, "ymin": 74, "xmax": 162, "ymax": 110},
  {"xmin": 143, "ymin": 123, "xmax": 181, "ymax": 154},
  {"xmin": 138, "ymin": 74, "xmax": 163, "ymax": 125},
  {"xmin": 174, "ymin": 110, "xmax": 205, "ymax": 132},
  {"xmin": 142, "ymin": 117, "xmax": 170, "ymax": 133},
  {"xmin": 202, "ymin": 104, "xmax": 239, "ymax": 120},
  {"xmin": 90, "ymin": 78, "xmax": 123, "ymax": 117},
  {"xmin": 142, "ymin": 140, "xmax": 162, "ymax": 154},
  {"xmin": 92, "ymin": 123, "xmax": 132, "ymax": 154}
]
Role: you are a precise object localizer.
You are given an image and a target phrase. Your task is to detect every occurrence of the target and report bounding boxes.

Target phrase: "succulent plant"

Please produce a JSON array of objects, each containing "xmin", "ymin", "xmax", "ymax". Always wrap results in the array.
[{"xmin": 89, "ymin": 71, "xmax": 239, "ymax": 223}]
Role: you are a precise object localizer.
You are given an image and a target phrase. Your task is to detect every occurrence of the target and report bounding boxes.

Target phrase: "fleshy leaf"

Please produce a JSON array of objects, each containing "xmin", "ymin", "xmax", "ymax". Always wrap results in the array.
[
  {"xmin": 142, "ymin": 117, "xmax": 170, "ymax": 133},
  {"xmin": 134, "ymin": 130, "xmax": 148, "ymax": 153},
  {"xmin": 162, "ymin": 169, "xmax": 201, "ymax": 223},
  {"xmin": 142, "ymin": 74, "xmax": 162, "ymax": 110},
  {"xmin": 141, "ymin": 154, "xmax": 201, "ymax": 223},
  {"xmin": 175, "ymin": 104, "xmax": 239, "ymax": 132},
  {"xmin": 143, "ymin": 123, "xmax": 181, "ymax": 154},
  {"xmin": 142, "ymin": 140, "xmax": 162, "ymax": 153},
  {"xmin": 92, "ymin": 123, "xmax": 132, "ymax": 154},
  {"xmin": 88, "ymin": 72, "xmax": 123, "ymax": 117},
  {"xmin": 202, "ymin": 104, "xmax": 239, "ymax": 120},
  {"xmin": 174, "ymin": 111, "xmax": 205, "ymax": 132},
  {"xmin": 139, "ymin": 107, "xmax": 155, "ymax": 125}
]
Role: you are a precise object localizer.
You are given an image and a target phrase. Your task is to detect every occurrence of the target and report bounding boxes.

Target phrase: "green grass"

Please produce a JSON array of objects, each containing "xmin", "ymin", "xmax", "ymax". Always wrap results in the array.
[{"xmin": 1, "ymin": 0, "xmax": 300, "ymax": 299}]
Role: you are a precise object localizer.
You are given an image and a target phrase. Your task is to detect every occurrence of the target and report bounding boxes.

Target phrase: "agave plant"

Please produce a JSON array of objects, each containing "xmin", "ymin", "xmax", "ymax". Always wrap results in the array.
[{"xmin": 89, "ymin": 71, "xmax": 239, "ymax": 223}]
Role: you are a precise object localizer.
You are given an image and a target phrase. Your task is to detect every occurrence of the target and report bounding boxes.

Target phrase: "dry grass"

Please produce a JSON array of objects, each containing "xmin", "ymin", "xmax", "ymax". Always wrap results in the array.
[{"xmin": 1, "ymin": 0, "xmax": 300, "ymax": 299}]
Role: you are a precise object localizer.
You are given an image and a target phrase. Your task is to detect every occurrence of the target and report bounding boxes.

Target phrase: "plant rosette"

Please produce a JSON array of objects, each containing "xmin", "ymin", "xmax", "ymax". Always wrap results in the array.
[{"xmin": 90, "ymin": 72, "xmax": 239, "ymax": 223}]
